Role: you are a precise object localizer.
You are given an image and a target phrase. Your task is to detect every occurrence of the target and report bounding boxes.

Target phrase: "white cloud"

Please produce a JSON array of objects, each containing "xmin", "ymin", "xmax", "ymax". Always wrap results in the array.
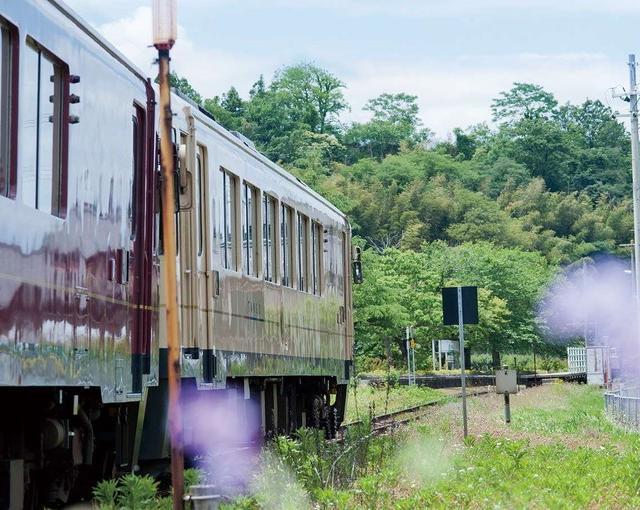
[
  {"xmin": 95, "ymin": 6, "xmax": 276, "ymax": 98},
  {"xmin": 343, "ymin": 52, "xmax": 625, "ymax": 137},
  {"xmin": 65, "ymin": 0, "xmax": 640, "ymax": 24},
  {"xmin": 72, "ymin": 4, "xmax": 629, "ymax": 138},
  {"xmin": 183, "ymin": 0, "xmax": 640, "ymax": 18}
]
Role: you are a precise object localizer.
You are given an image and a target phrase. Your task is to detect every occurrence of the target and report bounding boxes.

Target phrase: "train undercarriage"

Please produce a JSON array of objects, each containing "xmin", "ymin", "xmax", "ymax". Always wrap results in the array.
[{"xmin": 0, "ymin": 377, "xmax": 347, "ymax": 509}]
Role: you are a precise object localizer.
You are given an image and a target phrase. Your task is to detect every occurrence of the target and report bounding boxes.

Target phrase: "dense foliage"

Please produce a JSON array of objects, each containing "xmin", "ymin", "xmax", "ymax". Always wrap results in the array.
[
  {"xmin": 222, "ymin": 385, "xmax": 640, "ymax": 509},
  {"xmin": 170, "ymin": 65, "xmax": 632, "ymax": 367}
]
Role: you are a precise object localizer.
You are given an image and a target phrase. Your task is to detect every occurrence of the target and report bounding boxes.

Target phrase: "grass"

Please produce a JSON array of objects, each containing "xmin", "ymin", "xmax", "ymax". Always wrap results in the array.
[
  {"xmin": 345, "ymin": 382, "xmax": 447, "ymax": 422},
  {"xmin": 93, "ymin": 469, "xmax": 202, "ymax": 510},
  {"xmin": 96, "ymin": 383, "xmax": 640, "ymax": 509},
  {"xmin": 227, "ymin": 383, "xmax": 640, "ymax": 509},
  {"xmin": 402, "ymin": 434, "xmax": 640, "ymax": 509},
  {"xmin": 512, "ymin": 384, "xmax": 617, "ymax": 436},
  {"xmin": 395, "ymin": 384, "xmax": 640, "ymax": 509}
]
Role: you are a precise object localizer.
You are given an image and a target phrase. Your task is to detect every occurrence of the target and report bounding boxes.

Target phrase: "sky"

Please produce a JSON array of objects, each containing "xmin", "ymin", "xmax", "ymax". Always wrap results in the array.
[{"xmin": 64, "ymin": 0, "xmax": 640, "ymax": 138}]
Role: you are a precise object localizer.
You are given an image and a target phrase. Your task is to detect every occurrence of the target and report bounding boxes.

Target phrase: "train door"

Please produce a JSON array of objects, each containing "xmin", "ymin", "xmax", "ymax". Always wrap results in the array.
[
  {"xmin": 338, "ymin": 231, "xmax": 348, "ymax": 353},
  {"xmin": 343, "ymin": 231, "xmax": 353, "ymax": 363},
  {"xmin": 178, "ymin": 114, "xmax": 197, "ymax": 355},
  {"xmin": 129, "ymin": 103, "xmax": 151, "ymax": 394},
  {"xmin": 194, "ymin": 143, "xmax": 216, "ymax": 381}
]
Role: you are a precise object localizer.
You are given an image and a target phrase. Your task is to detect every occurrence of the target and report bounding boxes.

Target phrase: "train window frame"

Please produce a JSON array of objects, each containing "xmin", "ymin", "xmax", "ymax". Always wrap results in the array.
[
  {"xmin": 262, "ymin": 193, "xmax": 277, "ymax": 283},
  {"xmin": 221, "ymin": 167, "xmax": 238, "ymax": 271},
  {"xmin": 196, "ymin": 145, "xmax": 207, "ymax": 257},
  {"xmin": 242, "ymin": 180, "xmax": 259, "ymax": 277},
  {"xmin": 0, "ymin": 17, "xmax": 17, "ymax": 199},
  {"xmin": 130, "ymin": 104, "xmax": 145, "ymax": 240},
  {"xmin": 323, "ymin": 225, "xmax": 336, "ymax": 295},
  {"xmin": 280, "ymin": 203, "xmax": 293, "ymax": 287},
  {"xmin": 297, "ymin": 212, "xmax": 309, "ymax": 292},
  {"xmin": 337, "ymin": 229, "xmax": 346, "ymax": 296},
  {"xmin": 20, "ymin": 39, "xmax": 69, "ymax": 218},
  {"xmin": 311, "ymin": 221, "xmax": 322, "ymax": 295}
]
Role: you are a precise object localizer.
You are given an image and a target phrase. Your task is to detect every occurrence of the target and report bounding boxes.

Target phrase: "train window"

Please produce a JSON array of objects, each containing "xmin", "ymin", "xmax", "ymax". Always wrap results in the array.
[
  {"xmin": 20, "ymin": 46, "xmax": 38, "ymax": 209},
  {"xmin": 20, "ymin": 41, "xmax": 68, "ymax": 217},
  {"xmin": 337, "ymin": 231, "xmax": 345, "ymax": 295},
  {"xmin": 221, "ymin": 168, "xmax": 238, "ymax": 270},
  {"xmin": 323, "ymin": 225, "xmax": 336, "ymax": 294},
  {"xmin": 0, "ymin": 19, "xmax": 15, "ymax": 198},
  {"xmin": 311, "ymin": 221, "xmax": 322, "ymax": 295},
  {"xmin": 280, "ymin": 203, "xmax": 293, "ymax": 287},
  {"xmin": 262, "ymin": 194, "xmax": 276, "ymax": 282},
  {"xmin": 130, "ymin": 105, "xmax": 145, "ymax": 239},
  {"xmin": 297, "ymin": 213, "xmax": 309, "ymax": 292},
  {"xmin": 196, "ymin": 146, "xmax": 206, "ymax": 256},
  {"xmin": 242, "ymin": 181, "xmax": 258, "ymax": 277}
]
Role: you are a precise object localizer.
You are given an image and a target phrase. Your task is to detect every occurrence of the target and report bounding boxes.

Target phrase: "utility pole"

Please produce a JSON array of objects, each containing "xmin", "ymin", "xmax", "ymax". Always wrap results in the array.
[
  {"xmin": 405, "ymin": 326, "xmax": 415, "ymax": 385},
  {"xmin": 152, "ymin": 2, "xmax": 183, "ymax": 509},
  {"xmin": 613, "ymin": 55, "xmax": 640, "ymax": 346},
  {"xmin": 457, "ymin": 288, "xmax": 468, "ymax": 438},
  {"xmin": 628, "ymin": 54, "xmax": 640, "ymax": 317},
  {"xmin": 442, "ymin": 286, "xmax": 478, "ymax": 439},
  {"xmin": 582, "ymin": 258, "xmax": 588, "ymax": 345}
]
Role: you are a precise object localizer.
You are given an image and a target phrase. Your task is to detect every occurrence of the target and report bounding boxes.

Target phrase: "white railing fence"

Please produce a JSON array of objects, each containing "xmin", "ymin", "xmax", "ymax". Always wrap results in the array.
[{"xmin": 604, "ymin": 387, "xmax": 640, "ymax": 429}]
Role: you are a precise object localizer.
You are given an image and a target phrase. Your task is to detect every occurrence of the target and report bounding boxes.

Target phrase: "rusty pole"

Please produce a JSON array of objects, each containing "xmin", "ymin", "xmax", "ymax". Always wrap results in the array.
[{"xmin": 157, "ymin": 48, "xmax": 184, "ymax": 509}]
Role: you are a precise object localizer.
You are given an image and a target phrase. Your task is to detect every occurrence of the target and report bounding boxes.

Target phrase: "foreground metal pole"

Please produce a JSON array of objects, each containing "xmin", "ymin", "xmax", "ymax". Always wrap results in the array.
[
  {"xmin": 457, "ymin": 287, "xmax": 468, "ymax": 438},
  {"xmin": 504, "ymin": 393, "xmax": 511, "ymax": 424},
  {"xmin": 432, "ymin": 339, "xmax": 436, "ymax": 371},
  {"xmin": 628, "ymin": 55, "xmax": 640, "ymax": 347},
  {"xmin": 158, "ymin": 49, "xmax": 184, "ymax": 509},
  {"xmin": 406, "ymin": 326, "xmax": 411, "ymax": 385}
]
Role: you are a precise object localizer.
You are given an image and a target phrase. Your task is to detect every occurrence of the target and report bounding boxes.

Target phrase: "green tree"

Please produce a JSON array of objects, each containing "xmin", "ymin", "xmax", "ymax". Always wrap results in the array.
[
  {"xmin": 507, "ymin": 117, "xmax": 573, "ymax": 190},
  {"xmin": 440, "ymin": 242, "xmax": 553, "ymax": 366},
  {"xmin": 353, "ymin": 243, "xmax": 553, "ymax": 370},
  {"xmin": 270, "ymin": 62, "xmax": 347, "ymax": 134},
  {"xmin": 491, "ymin": 82, "xmax": 558, "ymax": 125},
  {"xmin": 452, "ymin": 127, "xmax": 477, "ymax": 160},
  {"xmin": 345, "ymin": 93, "xmax": 430, "ymax": 161},
  {"xmin": 203, "ymin": 86, "xmax": 247, "ymax": 132},
  {"xmin": 364, "ymin": 93, "xmax": 421, "ymax": 126},
  {"xmin": 168, "ymin": 72, "xmax": 203, "ymax": 105}
]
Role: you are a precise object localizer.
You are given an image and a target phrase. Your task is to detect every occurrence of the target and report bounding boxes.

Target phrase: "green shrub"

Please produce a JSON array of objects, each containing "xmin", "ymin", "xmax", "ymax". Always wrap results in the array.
[
  {"xmin": 184, "ymin": 468, "xmax": 203, "ymax": 492},
  {"xmin": 93, "ymin": 479, "xmax": 118, "ymax": 510},
  {"xmin": 116, "ymin": 474, "xmax": 159, "ymax": 510}
]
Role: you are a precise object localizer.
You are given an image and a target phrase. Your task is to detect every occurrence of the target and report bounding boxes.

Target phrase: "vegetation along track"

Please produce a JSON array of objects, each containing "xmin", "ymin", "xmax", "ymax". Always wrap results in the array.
[{"xmin": 337, "ymin": 388, "xmax": 492, "ymax": 440}]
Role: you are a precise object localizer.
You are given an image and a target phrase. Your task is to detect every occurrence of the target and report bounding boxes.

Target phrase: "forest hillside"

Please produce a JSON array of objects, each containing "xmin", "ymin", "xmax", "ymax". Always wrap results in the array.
[{"xmin": 170, "ymin": 64, "xmax": 632, "ymax": 369}]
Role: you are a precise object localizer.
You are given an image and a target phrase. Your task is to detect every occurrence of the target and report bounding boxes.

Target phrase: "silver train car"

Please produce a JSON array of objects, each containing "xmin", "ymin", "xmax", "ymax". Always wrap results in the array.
[{"xmin": 0, "ymin": 0, "xmax": 357, "ymax": 506}]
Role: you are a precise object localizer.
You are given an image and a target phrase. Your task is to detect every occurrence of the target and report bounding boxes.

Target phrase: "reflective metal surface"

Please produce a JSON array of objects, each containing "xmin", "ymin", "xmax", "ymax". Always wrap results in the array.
[
  {"xmin": 0, "ymin": 0, "xmax": 156, "ymax": 403},
  {"xmin": 0, "ymin": 0, "xmax": 354, "ymax": 405},
  {"xmin": 170, "ymin": 99, "xmax": 354, "ymax": 387}
]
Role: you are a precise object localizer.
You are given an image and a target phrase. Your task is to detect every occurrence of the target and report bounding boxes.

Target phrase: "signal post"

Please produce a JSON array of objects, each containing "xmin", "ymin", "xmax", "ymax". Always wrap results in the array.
[{"xmin": 152, "ymin": 2, "xmax": 184, "ymax": 508}]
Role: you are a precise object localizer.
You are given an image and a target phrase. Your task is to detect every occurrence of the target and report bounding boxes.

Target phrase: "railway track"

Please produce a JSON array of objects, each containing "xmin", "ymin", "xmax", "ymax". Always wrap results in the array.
[{"xmin": 337, "ymin": 387, "xmax": 492, "ymax": 440}]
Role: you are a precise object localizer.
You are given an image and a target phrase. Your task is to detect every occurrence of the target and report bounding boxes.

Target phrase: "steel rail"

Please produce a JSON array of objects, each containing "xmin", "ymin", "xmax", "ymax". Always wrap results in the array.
[{"xmin": 337, "ymin": 388, "xmax": 492, "ymax": 440}]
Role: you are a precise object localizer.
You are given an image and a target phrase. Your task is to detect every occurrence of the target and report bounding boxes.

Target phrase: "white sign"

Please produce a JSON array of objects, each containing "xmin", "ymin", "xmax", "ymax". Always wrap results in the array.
[{"xmin": 495, "ymin": 368, "xmax": 518, "ymax": 394}]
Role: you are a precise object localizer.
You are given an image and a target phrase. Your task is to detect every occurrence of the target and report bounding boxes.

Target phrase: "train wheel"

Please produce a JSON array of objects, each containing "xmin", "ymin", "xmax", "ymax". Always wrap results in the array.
[
  {"xmin": 310, "ymin": 395, "xmax": 324, "ymax": 430},
  {"xmin": 325, "ymin": 406, "xmax": 339, "ymax": 440}
]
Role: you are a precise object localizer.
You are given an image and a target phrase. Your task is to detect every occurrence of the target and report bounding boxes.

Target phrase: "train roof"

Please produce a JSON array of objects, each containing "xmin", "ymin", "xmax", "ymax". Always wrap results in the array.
[
  {"xmin": 171, "ymin": 91, "xmax": 349, "ymax": 224},
  {"xmin": 50, "ymin": 0, "xmax": 350, "ymax": 227},
  {"xmin": 48, "ymin": 0, "xmax": 149, "ymax": 85}
]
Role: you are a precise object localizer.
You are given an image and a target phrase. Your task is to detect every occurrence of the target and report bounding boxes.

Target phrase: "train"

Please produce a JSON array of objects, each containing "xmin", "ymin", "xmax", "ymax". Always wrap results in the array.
[{"xmin": 0, "ymin": 1, "xmax": 359, "ymax": 507}]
